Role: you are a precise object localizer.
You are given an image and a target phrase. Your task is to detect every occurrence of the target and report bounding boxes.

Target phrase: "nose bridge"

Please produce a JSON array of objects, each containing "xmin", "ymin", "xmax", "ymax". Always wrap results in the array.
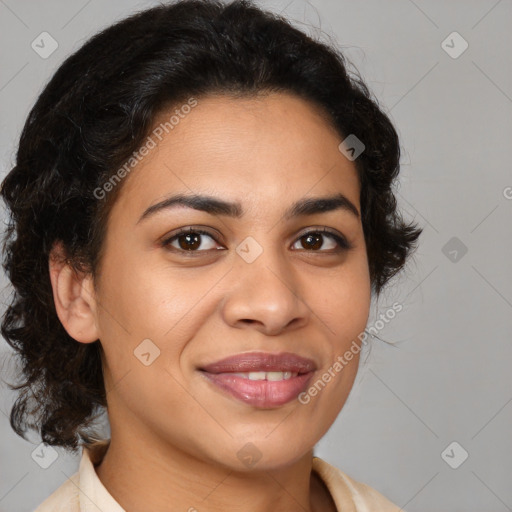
[
  {"xmin": 235, "ymin": 232, "xmax": 292, "ymax": 287},
  {"xmin": 221, "ymin": 233, "xmax": 308, "ymax": 333}
]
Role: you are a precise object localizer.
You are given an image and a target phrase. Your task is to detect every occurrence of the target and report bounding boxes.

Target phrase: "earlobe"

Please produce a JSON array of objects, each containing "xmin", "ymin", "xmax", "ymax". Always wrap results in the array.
[{"xmin": 48, "ymin": 241, "xmax": 99, "ymax": 344}]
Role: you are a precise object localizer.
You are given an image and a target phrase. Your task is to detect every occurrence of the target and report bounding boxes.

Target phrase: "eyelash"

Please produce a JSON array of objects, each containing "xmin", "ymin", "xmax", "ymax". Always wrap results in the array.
[{"xmin": 160, "ymin": 226, "xmax": 353, "ymax": 255}]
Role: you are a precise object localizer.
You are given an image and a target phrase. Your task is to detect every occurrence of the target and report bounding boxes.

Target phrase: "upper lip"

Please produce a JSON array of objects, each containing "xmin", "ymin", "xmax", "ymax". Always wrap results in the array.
[{"xmin": 199, "ymin": 351, "xmax": 317, "ymax": 374}]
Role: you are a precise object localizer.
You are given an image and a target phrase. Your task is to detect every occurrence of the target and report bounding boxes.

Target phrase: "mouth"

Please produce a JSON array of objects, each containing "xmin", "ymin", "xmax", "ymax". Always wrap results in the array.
[{"xmin": 198, "ymin": 352, "xmax": 316, "ymax": 408}]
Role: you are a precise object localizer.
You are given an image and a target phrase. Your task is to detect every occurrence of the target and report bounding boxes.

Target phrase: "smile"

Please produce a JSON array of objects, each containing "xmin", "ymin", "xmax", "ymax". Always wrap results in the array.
[{"xmin": 198, "ymin": 351, "xmax": 317, "ymax": 408}]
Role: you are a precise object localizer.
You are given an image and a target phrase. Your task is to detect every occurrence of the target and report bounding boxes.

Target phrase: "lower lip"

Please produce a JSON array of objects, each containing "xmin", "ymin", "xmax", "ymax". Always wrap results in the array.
[{"xmin": 200, "ymin": 371, "xmax": 314, "ymax": 408}]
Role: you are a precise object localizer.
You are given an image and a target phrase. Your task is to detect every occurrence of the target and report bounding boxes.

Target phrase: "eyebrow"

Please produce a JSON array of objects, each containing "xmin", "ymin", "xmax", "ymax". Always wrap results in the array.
[{"xmin": 136, "ymin": 192, "xmax": 360, "ymax": 225}]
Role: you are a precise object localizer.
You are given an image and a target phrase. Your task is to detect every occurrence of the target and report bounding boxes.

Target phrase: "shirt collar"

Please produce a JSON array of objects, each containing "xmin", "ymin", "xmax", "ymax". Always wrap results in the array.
[
  {"xmin": 312, "ymin": 456, "xmax": 357, "ymax": 512},
  {"xmin": 78, "ymin": 439, "xmax": 125, "ymax": 512}
]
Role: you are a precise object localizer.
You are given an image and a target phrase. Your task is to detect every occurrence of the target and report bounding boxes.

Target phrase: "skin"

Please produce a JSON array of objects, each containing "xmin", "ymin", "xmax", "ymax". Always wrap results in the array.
[{"xmin": 49, "ymin": 92, "xmax": 371, "ymax": 512}]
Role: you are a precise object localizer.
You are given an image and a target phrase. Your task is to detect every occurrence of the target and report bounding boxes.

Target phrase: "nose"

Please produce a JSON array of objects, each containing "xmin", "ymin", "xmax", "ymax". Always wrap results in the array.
[{"xmin": 221, "ymin": 245, "xmax": 310, "ymax": 336}]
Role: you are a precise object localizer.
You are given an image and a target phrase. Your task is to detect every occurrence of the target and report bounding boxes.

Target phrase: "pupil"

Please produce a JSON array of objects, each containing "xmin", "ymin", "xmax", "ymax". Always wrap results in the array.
[
  {"xmin": 304, "ymin": 233, "xmax": 322, "ymax": 250},
  {"xmin": 180, "ymin": 233, "xmax": 200, "ymax": 250}
]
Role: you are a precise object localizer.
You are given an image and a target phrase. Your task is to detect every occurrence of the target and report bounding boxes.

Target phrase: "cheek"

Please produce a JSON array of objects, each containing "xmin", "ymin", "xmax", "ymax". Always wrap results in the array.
[
  {"xmin": 95, "ymin": 256, "xmax": 223, "ymax": 374},
  {"xmin": 334, "ymin": 283, "xmax": 371, "ymax": 342},
  {"xmin": 97, "ymin": 255, "xmax": 187, "ymax": 335},
  {"xmin": 312, "ymin": 257, "xmax": 371, "ymax": 346}
]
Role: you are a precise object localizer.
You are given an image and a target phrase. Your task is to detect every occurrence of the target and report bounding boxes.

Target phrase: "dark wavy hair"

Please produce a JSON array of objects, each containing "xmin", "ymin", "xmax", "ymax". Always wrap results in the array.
[{"xmin": 0, "ymin": 0, "xmax": 422, "ymax": 453}]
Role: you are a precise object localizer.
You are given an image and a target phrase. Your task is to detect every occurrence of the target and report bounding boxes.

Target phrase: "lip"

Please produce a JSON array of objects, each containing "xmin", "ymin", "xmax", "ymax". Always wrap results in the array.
[
  {"xmin": 199, "ymin": 351, "xmax": 317, "ymax": 408},
  {"xmin": 200, "ymin": 351, "xmax": 317, "ymax": 374}
]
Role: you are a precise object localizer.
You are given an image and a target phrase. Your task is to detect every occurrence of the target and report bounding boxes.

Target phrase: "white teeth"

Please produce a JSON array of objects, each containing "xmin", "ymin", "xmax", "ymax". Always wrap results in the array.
[
  {"xmin": 248, "ymin": 371, "xmax": 267, "ymax": 381},
  {"xmin": 232, "ymin": 371, "xmax": 298, "ymax": 381}
]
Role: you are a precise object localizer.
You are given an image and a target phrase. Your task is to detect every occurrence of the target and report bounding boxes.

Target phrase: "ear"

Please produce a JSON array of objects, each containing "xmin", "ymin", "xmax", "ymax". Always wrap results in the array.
[{"xmin": 48, "ymin": 240, "xmax": 99, "ymax": 343}]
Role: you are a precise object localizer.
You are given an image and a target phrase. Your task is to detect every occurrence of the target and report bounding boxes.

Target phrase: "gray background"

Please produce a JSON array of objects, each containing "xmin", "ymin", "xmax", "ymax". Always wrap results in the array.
[{"xmin": 0, "ymin": 0, "xmax": 511, "ymax": 511}]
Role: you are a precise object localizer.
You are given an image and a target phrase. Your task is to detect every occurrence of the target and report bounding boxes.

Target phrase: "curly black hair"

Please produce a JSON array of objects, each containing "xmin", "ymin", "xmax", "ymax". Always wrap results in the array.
[{"xmin": 0, "ymin": 0, "xmax": 422, "ymax": 454}]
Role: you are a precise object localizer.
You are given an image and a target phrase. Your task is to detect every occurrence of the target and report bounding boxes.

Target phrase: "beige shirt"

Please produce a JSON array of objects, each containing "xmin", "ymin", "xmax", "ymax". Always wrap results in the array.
[{"xmin": 34, "ymin": 440, "xmax": 404, "ymax": 512}]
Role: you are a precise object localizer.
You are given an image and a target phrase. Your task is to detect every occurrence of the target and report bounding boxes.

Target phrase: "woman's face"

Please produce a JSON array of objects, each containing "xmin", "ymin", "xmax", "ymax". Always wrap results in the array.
[{"xmin": 89, "ymin": 92, "xmax": 371, "ymax": 470}]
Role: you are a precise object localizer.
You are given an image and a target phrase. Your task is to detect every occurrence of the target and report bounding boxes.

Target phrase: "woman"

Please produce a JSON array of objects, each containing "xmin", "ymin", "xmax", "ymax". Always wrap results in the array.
[{"xmin": 0, "ymin": 0, "xmax": 422, "ymax": 510}]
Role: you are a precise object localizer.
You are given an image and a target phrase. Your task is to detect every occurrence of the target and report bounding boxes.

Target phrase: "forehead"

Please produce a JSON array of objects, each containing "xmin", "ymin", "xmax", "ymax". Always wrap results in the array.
[{"xmin": 109, "ymin": 92, "xmax": 360, "ymax": 224}]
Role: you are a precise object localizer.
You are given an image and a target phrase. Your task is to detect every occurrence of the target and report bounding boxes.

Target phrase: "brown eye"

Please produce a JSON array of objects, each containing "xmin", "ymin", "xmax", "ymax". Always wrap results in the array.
[
  {"xmin": 292, "ymin": 229, "xmax": 351, "ymax": 252},
  {"xmin": 162, "ymin": 228, "xmax": 222, "ymax": 252},
  {"xmin": 300, "ymin": 233, "xmax": 323, "ymax": 250},
  {"xmin": 176, "ymin": 232, "xmax": 202, "ymax": 250},
  {"xmin": 161, "ymin": 226, "xmax": 352, "ymax": 255}
]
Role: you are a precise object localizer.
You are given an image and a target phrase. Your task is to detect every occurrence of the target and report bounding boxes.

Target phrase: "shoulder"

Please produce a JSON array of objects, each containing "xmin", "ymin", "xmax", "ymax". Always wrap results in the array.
[
  {"xmin": 33, "ymin": 471, "xmax": 80, "ymax": 512},
  {"xmin": 312, "ymin": 456, "xmax": 405, "ymax": 512}
]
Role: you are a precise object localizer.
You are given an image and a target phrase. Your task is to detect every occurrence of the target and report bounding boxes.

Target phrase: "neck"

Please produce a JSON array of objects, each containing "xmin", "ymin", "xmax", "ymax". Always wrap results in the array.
[{"xmin": 93, "ymin": 435, "xmax": 334, "ymax": 512}]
